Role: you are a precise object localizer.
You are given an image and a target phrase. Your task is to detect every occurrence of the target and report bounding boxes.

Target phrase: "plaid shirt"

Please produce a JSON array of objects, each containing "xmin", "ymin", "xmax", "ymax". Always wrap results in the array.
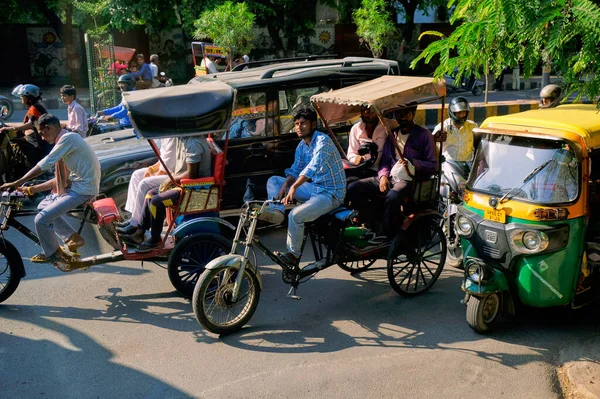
[{"xmin": 285, "ymin": 130, "xmax": 346, "ymax": 201}]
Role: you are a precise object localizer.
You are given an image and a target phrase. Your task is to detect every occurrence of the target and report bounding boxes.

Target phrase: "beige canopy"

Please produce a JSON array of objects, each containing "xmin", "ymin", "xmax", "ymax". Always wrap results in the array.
[{"xmin": 311, "ymin": 76, "xmax": 446, "ymax": 124}]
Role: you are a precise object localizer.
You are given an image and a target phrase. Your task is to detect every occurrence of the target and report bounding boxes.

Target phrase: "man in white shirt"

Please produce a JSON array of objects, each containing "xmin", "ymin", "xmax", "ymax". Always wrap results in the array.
[
  {"xmin": 1, "ymin": 114, "xmax": 100, "ymax": 263},
  {"xmin": 116, "ymin": 137, "xmax": 177, "ymax": 234},
  {"xmin": 60, "ymin": 85, "xmax": 88, "ymax": 137},
  {"xmin": 432, "ymin": 96, "xmax": 478, "ymax": 185},
  {"xmin": 201, "ymin": 55, "xmax": 218, "ymax": 74},
  {"xmin": 149, "ymin": 54, "xmax": 160, "ymax": 88}
]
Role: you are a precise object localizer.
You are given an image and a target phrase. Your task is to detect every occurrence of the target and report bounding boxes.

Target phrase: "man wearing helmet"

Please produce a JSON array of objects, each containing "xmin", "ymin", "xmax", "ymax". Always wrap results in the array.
[
  {"xmin": 97, "ymin": 73, "xmax": 135, "ymax": 128},
  {"xmin": 0, "ymin": 84, "xmax": 49, "ymax": 181},
  {"xmin": 539, "ymin": 84, "xmax": 562, "ymax": 109},
  {"xmin": 432, "ymin": 96, "xmax": 478, "ymax": 187}
]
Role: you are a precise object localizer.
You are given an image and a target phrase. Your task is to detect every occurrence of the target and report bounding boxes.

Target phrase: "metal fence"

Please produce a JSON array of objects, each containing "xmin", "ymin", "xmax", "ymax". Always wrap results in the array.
[{"xmin": 84, "ymin": 33, "xmax": 120, "ymax": 114}]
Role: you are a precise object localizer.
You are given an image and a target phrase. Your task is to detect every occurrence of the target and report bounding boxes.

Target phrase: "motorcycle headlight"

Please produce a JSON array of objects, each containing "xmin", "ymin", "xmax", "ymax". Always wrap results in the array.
[{"xmin": 456, "ymin": 215, "xmax": 473, "ymax": 236}]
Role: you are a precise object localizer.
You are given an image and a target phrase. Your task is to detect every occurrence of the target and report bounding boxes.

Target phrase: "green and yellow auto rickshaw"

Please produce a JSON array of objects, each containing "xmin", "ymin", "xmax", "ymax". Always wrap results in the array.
[{"xmin": 456, "ymin": 104, "xmax": 600, "ymax": 333}]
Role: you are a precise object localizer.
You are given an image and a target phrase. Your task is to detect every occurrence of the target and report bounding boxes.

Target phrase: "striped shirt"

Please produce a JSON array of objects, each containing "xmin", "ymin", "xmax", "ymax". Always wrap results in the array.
[{"xmin": 285, "ymin": 130, "xmax": 346, "ymax": 201}]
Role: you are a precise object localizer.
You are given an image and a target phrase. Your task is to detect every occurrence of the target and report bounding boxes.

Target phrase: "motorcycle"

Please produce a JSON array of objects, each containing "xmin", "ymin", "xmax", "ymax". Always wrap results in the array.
[
  {"xmin": 440, "ymin": 160, "xmax": 470, "ymax": 269},
  {"xmin": 0, "ymin": 97, "xmax": 14, "ymax": 120},
  {"xmin": 444, "ymin": 74, "xmax": 484, "ymax": 96},
  {"xmin": 87, "ymin": 113, "xmax": 126, "ymax": 137}
]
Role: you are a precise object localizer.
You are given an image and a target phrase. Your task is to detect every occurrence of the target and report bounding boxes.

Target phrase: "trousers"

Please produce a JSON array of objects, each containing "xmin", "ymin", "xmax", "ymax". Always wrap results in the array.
[{"xmin": 124, "ymin": 168, "xmax": 166, "ymax": 225}]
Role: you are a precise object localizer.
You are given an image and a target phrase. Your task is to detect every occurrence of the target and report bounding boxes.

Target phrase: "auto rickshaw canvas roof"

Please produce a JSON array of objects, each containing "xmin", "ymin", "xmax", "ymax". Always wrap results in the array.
[
  {"xmin": 123, "ymin": 81, "xmax": 235, "ymax": 140},
  {"xmin": 310, "ymin": 76, "xmax": 446, "ymax": 124},
  {"xmin": 478, "ymin": 104, "xmax": 600, "ymax": 152}
]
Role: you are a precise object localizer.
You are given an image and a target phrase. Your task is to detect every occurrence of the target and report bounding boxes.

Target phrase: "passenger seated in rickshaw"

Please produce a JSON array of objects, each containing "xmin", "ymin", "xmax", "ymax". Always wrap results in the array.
[
  {"xmin": 346, "ymin": 105, "xmax": 389, "ymax": 175},
  {"xmin": 261, "ymin": 106, "xmax": 346, "ymax": 268},
  {"xmin": 115, "ymin": 137, "xmax": 177, "ymax": 235},
  {"xmin": 120, "ymin": 135, "xmax": 212, "ymax": 252},
  {"xmin": 345, "ymin": 104, "xmax": 438, "ymax": 238}
]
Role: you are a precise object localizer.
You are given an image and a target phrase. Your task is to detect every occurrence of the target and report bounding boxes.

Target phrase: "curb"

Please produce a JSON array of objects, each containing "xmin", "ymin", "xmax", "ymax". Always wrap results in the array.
[{"xmin": 558, "ymin": 337, "xmax": 600, "ymax": 399}]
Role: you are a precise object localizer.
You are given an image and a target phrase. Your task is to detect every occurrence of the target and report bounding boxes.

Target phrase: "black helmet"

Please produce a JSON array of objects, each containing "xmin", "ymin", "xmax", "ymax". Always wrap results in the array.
[
  {"xmin": 539, "ymin": 84, "xmax": 562, "ymax": 109},
  {"xmin": 117, "ymin": 73, "xmax": 136, "ymax": 91},
  {"xmin": 448, "ymin": 96, "xmax": 470, "ymax": 124}
]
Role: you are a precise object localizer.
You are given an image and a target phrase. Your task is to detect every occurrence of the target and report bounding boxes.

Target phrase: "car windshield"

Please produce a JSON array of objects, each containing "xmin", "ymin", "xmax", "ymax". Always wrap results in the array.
[{"xmin": 467, "ymin": 134, "xmax": 579, "ymax": 204}]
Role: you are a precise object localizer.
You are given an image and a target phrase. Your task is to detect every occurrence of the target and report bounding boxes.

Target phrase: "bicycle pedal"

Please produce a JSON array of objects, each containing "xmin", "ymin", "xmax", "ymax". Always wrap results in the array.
[{"xmin": 287, "ymin": 286, "xmax": 301, "ymax": 300}]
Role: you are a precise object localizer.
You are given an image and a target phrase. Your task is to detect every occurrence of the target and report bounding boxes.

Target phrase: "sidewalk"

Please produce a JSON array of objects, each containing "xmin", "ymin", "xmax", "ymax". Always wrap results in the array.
[{"xmin": 558, "ymin": 336, "xmax": 600, "ymax": 399}]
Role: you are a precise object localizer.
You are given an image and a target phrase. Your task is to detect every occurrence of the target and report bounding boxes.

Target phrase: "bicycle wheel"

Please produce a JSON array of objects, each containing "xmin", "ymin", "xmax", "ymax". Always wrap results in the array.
[
  {"xmin": 168, "ymin": 233, "xmax": 231, "ymax": 298},
  {"xmin": 0, "ymin": 240, "xmax": 24, "ymax": 303},
  {"xmin": 387, "ymin": 217, "xmax": 446, "ymax": 296},
  {"xmin": 193, "ymin": 266, "xmax": 261, "ymax": 335}
]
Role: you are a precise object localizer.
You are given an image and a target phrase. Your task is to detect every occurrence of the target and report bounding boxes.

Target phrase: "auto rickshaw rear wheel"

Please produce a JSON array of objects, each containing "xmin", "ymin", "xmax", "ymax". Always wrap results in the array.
[
  {"xmin": 168, "ymin": 232, "xmax": 231, "ymax": 298},
  {"xmin": 466, "ymin": 294, "xmax": 501, "ymax": 333}
]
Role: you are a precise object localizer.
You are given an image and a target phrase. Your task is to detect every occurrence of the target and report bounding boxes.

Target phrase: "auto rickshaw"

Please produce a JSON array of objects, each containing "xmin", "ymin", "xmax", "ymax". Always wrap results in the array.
[{"xmin": 456, "ymin": 104, "xmax": 600, "ymax": 333}]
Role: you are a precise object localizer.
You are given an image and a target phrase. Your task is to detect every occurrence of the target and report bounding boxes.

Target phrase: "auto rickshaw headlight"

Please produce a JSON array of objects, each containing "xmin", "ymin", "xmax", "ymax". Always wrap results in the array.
[
  {"xmin": 522, "ymin": 231, "xmax": 540, "ymax": 250},
  {"xmin": 511, "ymin": 230, "xmax": 550, "ymax": 253},
  {"xmin": 465, "ymin": 258, "xmax": 493, "ymax": 283},
  {"xmin": 456, "ymin": 215, "xmax": 473, "ymax": 236}
]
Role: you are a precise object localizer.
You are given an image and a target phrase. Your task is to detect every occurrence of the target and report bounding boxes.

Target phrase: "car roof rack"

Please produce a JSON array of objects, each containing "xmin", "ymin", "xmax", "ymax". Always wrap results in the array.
[
  {"xmin": 230, "ymin": 55, "xmax": 338, "ymax": 72},
  {"xmin": 257, "ymin": 57, "xmax": 393, "ymax": 79}
]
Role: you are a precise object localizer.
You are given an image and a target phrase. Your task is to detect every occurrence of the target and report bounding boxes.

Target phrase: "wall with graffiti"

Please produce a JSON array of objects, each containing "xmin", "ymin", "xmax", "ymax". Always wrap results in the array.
[
  {"xmin": 26, "ymin": 27, "xmax": 82, "ymax": 85},
  {"xmin": 149, "ymin": 28, "xmax": 190, "ymax": 83}
]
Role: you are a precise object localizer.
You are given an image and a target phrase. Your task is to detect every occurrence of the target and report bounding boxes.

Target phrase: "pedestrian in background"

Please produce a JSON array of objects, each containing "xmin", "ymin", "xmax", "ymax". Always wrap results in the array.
[{"xmin": 60, "ymin": 85, "xmax": 88, "ymax": 138}]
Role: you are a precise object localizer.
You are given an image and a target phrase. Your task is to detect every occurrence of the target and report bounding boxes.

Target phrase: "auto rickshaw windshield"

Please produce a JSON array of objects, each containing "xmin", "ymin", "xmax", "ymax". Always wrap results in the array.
[{"xmin": 467, "ymin": 134, "xmax": 579, "ymax": 204}]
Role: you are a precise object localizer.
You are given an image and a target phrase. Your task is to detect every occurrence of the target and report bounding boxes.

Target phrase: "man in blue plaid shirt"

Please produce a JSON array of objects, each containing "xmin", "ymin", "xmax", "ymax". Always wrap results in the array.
[{"xmin": 263, "ymin": 106, "xmax": 346, "ymax": 268}]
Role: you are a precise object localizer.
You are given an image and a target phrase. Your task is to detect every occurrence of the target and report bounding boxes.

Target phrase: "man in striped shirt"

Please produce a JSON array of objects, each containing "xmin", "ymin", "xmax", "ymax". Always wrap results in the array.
[{"xmin": 264, "ymin": 106, "xmax": 346, "ymax": 268}]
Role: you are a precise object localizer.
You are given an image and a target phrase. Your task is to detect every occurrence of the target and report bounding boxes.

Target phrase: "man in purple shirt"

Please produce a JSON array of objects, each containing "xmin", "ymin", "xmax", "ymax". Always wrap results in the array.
[
  {"xmin": 131, "ymin": 54, "xmax": 153, "ymax": 89},
  {"xmin": 346, "ymin": 105, "xmax": 437, "ymax": 237}
]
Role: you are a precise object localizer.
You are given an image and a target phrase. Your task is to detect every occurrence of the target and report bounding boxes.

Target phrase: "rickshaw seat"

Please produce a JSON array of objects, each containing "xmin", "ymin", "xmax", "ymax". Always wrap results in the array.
[
  {"xmin": 327, "ymin": 207, "xmax": 357, "ymax": 222},
  {"xmin": 175, "ymin": 151, "xmax": 226, "ymax": 215}
]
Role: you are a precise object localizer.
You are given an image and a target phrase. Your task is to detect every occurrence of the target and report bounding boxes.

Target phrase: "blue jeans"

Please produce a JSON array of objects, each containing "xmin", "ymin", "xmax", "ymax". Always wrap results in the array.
[
  {"xmin": 267, "ymin": 176, "xmax": 341, "ymax": 257},
  {"xmin": 36, "ymin": 191, "xmax": 93, "ymax": 256}
]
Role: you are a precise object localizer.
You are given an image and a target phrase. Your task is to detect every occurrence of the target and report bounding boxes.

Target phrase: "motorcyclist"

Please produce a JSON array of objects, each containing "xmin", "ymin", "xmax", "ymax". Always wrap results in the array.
[
  {"xmin": 539, "ymin": 84, "xmax": 562, "ymax": 109},
  {"xmin": 432, "ymin": 96, "xmax": 478, "ymax": 194},
  {"xmin": 0, "ymin": 84, "xmax": 50, "ymax": 182},
  {"xmin": 97, "ymin": 73, "xmax": 135, "ymax": 128}
]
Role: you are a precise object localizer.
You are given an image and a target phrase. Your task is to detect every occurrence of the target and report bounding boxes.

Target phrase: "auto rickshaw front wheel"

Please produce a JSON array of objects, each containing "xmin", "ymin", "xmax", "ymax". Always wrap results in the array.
[{"xmin": 466, "ymin": 294, "xmax": 501, "ymax": 333}]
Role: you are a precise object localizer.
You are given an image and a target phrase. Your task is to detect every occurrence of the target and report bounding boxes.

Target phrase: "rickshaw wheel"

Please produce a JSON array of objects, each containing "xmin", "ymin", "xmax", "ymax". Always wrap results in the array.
[
  {"xmin": 109, "ymin": 186, "xmax": 131, "ymax": 222},
  {"xmin": 466, "ymin": 294, "xmax": 501, "ymax": 334},
  {"xmin": 193, "ymin": 266, "xmax": 261, "ymax": 335},
  {"xmin": 168, "ymin": 233, "xmax": 231, "ymax": 298},
  {"xmin": 0, "ymin": 240, "xmax": 24, "ymax": 303},
  {"xmin": 387, "ymin": 217, "xmax": 446, "ymax": 297},
  {"xmin": 338, "ymin": 258, "xmax": 376, "ymax": 273}
]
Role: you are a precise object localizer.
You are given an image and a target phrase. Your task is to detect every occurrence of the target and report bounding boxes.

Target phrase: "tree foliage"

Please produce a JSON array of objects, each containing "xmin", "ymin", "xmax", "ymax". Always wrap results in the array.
[
  {"xmin": 353, "ymin": 0, "xmax": 397, "ymax": 58},
  {"xmin": 193, "ymin": 1, "xmax": 256, "ymax": 68},
  {"xmin": 411, "ymin": 0, "xmax": 600, "ymax": 103}
]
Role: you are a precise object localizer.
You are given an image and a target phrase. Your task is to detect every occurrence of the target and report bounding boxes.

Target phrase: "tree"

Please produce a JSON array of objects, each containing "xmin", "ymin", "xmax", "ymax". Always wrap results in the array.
[
  {"xmin": 353, "ymin": 0, "xmax": 397, "ymax": 58},
  {"xmin": 411, "ymin": 0, "xmax": 600, "ymax": 104},
  {"xmin": 193, "ymin": 1, "xmax": 256, "ymax": 70}
]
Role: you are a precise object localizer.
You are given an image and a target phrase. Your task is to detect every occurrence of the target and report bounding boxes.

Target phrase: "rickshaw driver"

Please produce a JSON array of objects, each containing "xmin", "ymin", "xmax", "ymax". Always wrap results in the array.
[
  {"xmin": 120, "ymin": 135, "xmax": 212, "ymax": 252},
  {"xmin": 261, "ymin": 106, "xmax": 346, "ymax": 268},
  {"xmin": 347, "ymin": 105, "xmax": 437, "ymax": 238},
  {"xmin": 0, "ymin": 114, "xmax": 101, "ymax": 263}
]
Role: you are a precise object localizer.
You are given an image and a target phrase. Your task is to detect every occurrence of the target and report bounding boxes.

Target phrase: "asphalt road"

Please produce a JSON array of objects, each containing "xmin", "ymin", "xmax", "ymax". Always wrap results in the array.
[{"xmin": 0, "ymin": 214, "xmax": 598, "ymax": 399}]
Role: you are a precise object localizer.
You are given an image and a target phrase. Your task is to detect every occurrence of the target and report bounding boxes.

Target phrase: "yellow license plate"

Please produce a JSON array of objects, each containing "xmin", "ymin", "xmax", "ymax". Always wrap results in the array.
[{"xmin": 484, "ymin": 208, "xmax": 506, "ymax": 223}]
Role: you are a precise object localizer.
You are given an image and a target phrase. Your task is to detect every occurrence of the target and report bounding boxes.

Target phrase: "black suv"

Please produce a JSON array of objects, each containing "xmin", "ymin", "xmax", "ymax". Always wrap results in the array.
[{"xmin": 89, "ymin": 57, "xmax": 399, "ymax": 216}]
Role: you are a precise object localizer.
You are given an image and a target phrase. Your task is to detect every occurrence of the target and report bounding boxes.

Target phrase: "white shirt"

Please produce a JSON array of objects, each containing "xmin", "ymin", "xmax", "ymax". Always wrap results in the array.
[
  {"xmin": 201, "ymin": 58, "xmax": 218, "ymax": 74},
  {"xmin": 37, "ymin": 130, "xmax": 101, "ymax": 196},
  {"xmin": 66, "ymin": 100, "xmax": 88, "ymax": 138},
  {"xmin": 347, "ymin": 120, "xmax": 389, "ymax": 169},
  {"xmin": 432, "ymin": 118, "xmax": 477, "ymax": 162},
  {"xmin": 149, "ymin": 62, "xmax": 159, "ymax": 78},
  {"xmin": 158, "ymin": 137, "xmax": 177, "ymax": 172}
]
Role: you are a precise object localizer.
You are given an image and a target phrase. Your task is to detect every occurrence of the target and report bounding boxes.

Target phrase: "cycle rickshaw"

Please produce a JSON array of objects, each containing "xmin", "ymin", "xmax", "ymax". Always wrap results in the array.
[
  {"xmin": 0, "ymin": 82, "xmax": 240, "ymax": 302},
  {"xmin": 192, "ymin": 76, "xmax": 449, "ymax": 334}
]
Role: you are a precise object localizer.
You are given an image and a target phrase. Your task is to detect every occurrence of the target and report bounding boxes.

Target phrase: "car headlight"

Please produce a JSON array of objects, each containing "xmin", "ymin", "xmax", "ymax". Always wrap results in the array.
[{"xmin": 456, "ymin": 215, "xmax": 473, "ymax": 236}]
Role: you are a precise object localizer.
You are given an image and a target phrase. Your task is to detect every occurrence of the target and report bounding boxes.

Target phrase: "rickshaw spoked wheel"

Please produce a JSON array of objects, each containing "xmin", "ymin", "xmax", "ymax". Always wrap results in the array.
[
  {"xmin": 193, "ymin": 266, "xmax": 261, "ymax": 335},
  {"xmin": 338, "ymin": 258, "xmax": 377, "ymax": 274},
  {"xmin": 387, "ymin": 217, "xmax": 446, "ymax": 297},
  {"xmin": 466, "ymin": 294, "xmax": 501, "ymax": 334},
  {"xmin": 0, "ymin": 240, "xmax": 24, "ymax": 303},
  {"xmin": 168, "ymin": 232, "xmax": 231, "ymax": 298}
]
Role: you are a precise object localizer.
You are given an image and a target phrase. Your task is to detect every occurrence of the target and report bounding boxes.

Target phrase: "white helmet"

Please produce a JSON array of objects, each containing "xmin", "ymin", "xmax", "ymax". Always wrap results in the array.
[{"xmin": 12, "ymin": 84, "xmax": 41, "ymax": 98}]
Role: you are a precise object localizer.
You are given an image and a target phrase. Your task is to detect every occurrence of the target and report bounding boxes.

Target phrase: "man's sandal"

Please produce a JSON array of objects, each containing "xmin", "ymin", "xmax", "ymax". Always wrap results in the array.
[
  {"xmin": 30, "ymin": 250, "xmax": 76, "ymax": 264},
  {"xmin": 274, "ymin": 251, "xmax": 299, "ymax": 271},
  {"xmin": 65, "ymin": 233, "xmax": 85, "ymax": 252},
  {"xmin": 135, "ymin": 239, "xmax": 161, "ymax": 253}
]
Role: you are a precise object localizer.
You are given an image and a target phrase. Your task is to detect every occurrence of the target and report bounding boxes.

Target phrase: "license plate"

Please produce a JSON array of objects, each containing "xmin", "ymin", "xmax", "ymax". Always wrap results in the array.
[{"xmin": 484, "ymin": 208, "xmax": 506, "ymax": 223}]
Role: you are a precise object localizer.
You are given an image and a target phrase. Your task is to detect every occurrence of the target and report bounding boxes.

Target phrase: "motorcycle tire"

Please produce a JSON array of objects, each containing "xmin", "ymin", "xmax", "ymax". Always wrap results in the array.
[
  {"xmin": 193, "ymin": 266, "xmax": 261, "ymax": 335},
  {"xmin": 168, "ymin": 233, "xmax": 231, "ymax": 298},
  {"xmin": 472, "ymin": 85, "xmax": 484, "ymax": 96},
  {"xmin": 0, "ymin": 97, "xmax": 14, "ymax": 120},
  {"xmin": 0, "ymin": 240, "xmax": 25, "ymax": 303}
]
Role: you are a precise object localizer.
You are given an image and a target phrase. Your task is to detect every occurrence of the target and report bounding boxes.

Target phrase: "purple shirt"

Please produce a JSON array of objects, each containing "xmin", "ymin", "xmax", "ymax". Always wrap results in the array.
[{"xmin": 378, "ymin": 124, "xmax": 438, "ymax": 180}]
